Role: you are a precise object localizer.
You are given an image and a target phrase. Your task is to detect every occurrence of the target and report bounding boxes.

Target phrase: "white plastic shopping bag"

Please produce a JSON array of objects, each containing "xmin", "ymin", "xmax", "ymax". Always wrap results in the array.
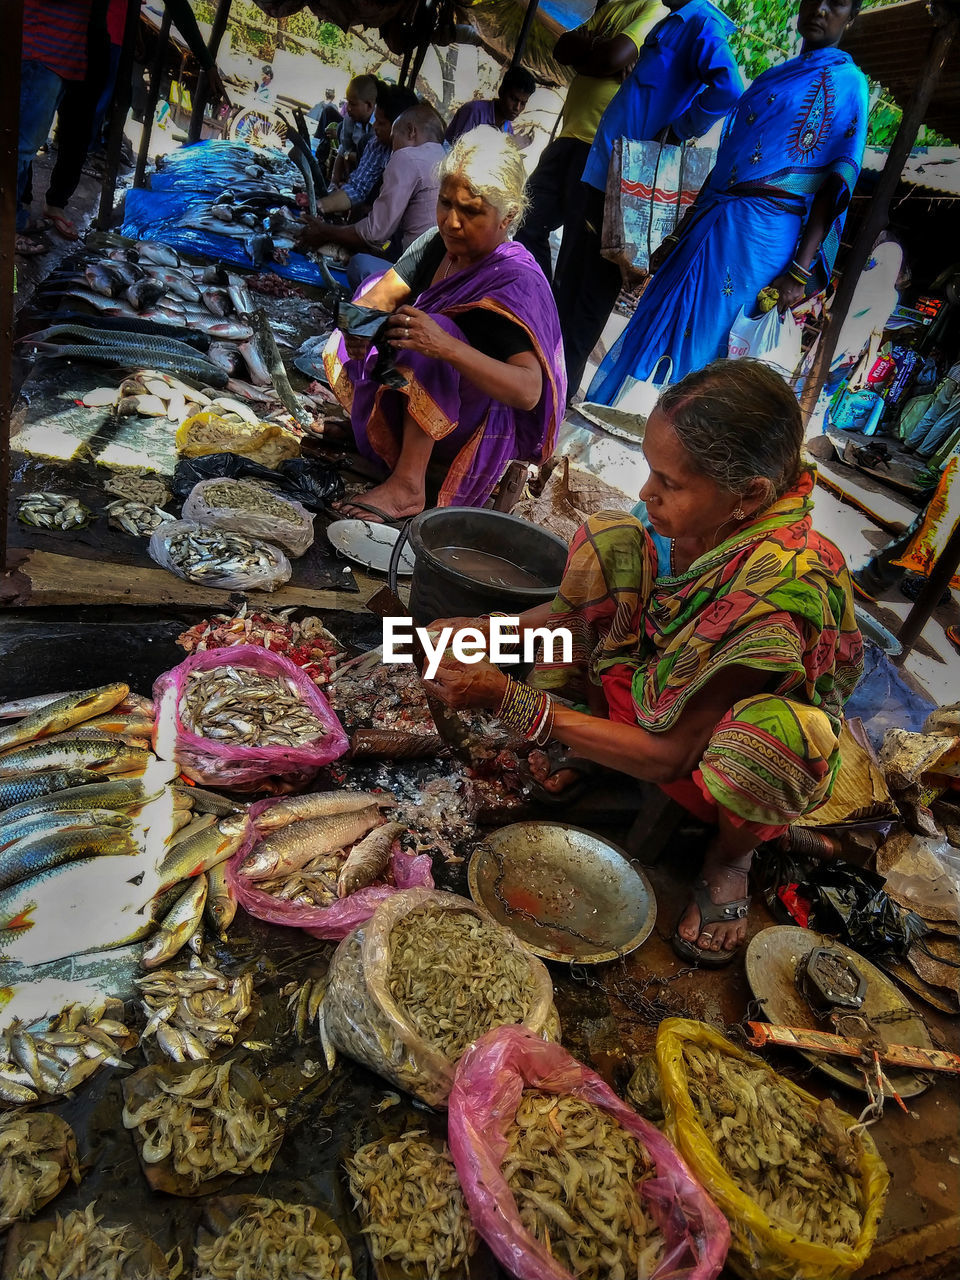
[
  {"xmin": 614, "ymin": 354, "xmax": 673, "ymax": 417},
  {"xmin": 728, "ymin": 307, "xmax": 803, "ymax": 380}
]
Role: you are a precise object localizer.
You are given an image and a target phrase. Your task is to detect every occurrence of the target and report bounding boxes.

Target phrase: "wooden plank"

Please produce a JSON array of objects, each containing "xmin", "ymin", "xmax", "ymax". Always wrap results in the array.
[{"xmin": 7, "ymin": 547, "xmax": 393, "ymax": 613}]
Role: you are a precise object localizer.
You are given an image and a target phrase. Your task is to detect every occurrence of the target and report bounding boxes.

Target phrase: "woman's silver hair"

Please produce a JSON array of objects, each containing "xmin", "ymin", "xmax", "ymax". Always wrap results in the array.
[
  {"xmin": 657, "ymin": 358, "xmax": 804, "ymax": 501},
  {"xmin": 437, "ymin": 125, "xmax": 528, "ymax": 230}
]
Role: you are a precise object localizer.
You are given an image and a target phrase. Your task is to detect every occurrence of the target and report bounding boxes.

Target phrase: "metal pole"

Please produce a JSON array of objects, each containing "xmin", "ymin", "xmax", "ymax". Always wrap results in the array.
[
  {"xmin": 510, "ymin": 0, "xmax": 541, "ymax": 67},
  {"xmin": 409, "ymin": 39, "xmax": 432, "ymax": 93},
  {"xmin": 0, "ymin": 0, "xmax": 24, "ymax": 578},
  {"xmin": 133, "ymin": 8, "xmax": 173, "ymax": 189},
  {"xmin": 96, "ymin": 0, "xmax": 141, "ymax": 227},
  {"xmin": 188, "ymin": 0, "xmax": 232, "ymax": 145},
  {"xmin": 799, "ymin": 11, "xmax": 959, "ymax": 423},
  {"xmin": 894, "ymin": 517, "xmax": 960, "ymax": 663}
]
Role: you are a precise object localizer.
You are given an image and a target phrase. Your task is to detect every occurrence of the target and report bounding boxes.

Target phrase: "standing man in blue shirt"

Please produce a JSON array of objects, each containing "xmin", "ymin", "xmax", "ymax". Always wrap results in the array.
[{"xmin": 558, "ymin": 0, "xmax": 742, "ymax": 403}]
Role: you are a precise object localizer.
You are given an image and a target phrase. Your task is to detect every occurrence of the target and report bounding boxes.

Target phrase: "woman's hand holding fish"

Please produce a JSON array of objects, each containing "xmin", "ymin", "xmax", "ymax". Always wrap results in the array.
[{"xmin": 425, "ymin": 654, "xmax": 507, "ymax": 710}]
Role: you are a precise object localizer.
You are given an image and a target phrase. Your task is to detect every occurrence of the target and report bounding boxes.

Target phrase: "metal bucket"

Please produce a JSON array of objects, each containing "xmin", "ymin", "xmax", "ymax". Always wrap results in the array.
[{"xmin": 391, "ymin": 508, "xmax": 568, "ymax": 625}]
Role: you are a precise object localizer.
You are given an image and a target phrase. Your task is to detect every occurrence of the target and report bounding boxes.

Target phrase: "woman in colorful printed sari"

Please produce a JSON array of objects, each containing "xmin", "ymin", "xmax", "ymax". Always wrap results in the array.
[
  {"xmin": 426, "ymin": 361, "xmax": 863, "ymax": 966},
  {"xmin": 324, "ymin": 127, "xmax": 566, "ymax": 520},
  {"xmin": 587, "ymin": 0, "xmax": 868, "ymax": 404}
]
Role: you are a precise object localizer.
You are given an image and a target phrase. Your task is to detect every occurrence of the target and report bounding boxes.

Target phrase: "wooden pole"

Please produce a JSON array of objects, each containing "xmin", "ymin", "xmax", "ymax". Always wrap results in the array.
[
  {"xmin": 409, "ymin": 38, "xmax": 432, "ymax": 93},
  {"xmin": 133, "ymin": 8, "xmax": 173, "ymax": 189},
  {"xmin": 0, "ymin": 0, "xmax": 24, "ymax": 578},
  {"xmin": 188, "ymin": 0, "xmax": 233, "ymax": 145},
  {"xmin": 894, "ymin": 517, "xmax": 960, "ymax": 663},
  {"xmin": 510, "ymin": 0, "xmax": 541, "ymax": 67},
  {"xmin": 96, "ymin": 0, "xmax": 141, "ymax": 227},
  {"xmin": 799, "ymin": 10, "xmax": 959, "ymax": 423}
]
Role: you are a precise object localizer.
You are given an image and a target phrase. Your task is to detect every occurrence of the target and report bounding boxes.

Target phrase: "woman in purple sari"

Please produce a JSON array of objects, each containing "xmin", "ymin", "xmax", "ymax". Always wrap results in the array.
[{"xmin": 323, "ymin": 127, "xmax": 566, "ymax": 519}]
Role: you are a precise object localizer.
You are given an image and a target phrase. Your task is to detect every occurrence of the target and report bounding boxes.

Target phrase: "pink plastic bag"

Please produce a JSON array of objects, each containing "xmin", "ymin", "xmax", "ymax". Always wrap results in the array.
[
  {"xmin": 224, "ymin": 796, "xmax": 434, "ymax": 939},
  {"xmin": 448, "ymin": 1026, "xmax": 730, "ymax": 1280},
  {"xmin": 153, "ymin": 644, "xmax": 349, "ymax": 790}
]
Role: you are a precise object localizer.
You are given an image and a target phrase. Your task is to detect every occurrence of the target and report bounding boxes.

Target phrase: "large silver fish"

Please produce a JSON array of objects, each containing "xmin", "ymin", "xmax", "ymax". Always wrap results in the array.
[
  {"xmin": 141, "ymin": 876, "xmax": 208, "ymax": 969},
  {"xmin": 241, "ymin": 807, "xmax": 382, "ymax": 882},
  {"xmin": 255, "ymin": 790, "xmax": 395, "ymax": 834},
  {"xmin": 337, "ymin": 822, "xmax": 405, "ymax": 897},
  {"xmin": 0, "ymin": 825, "xmax": 138, "ymax": 892},
  {"xmin": 0, "ymin": 739, "xmax": 148, "ymax": 778}
]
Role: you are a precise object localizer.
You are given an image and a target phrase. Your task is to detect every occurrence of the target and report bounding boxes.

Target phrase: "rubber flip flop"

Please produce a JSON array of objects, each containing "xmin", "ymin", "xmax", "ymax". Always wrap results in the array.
[
  {"xmin": 44, "ymin": 210, "xmax": 79, "ymax": 240},
  {"xmin": 671, "ymin": 877, "xmax": 749, "ymax": 969},
  {"xmin": 334, "ymin": 499, "xmax": 410, "ymax": 527}
]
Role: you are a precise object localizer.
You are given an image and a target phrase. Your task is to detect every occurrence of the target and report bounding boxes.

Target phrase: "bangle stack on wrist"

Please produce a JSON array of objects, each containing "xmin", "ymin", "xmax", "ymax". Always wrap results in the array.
[
  {"xmin": 787, "ymin": 258, "xmax": 812, "ymax": 287},
  {"xmin": 496, "ymin": 676, "xmax": 555, "ymax": 745},
  {"xmin": 487, "ymin": 611, "xmax": 519, "ymax": 643}
]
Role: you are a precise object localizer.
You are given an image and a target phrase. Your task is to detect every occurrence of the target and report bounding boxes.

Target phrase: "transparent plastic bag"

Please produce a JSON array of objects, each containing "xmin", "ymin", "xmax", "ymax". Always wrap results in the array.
[
  {"xmin": 181, "ymin": 478, "xmax": 315, "ymax": 557},
  {"xmin": 323, "ymin": 889, "xmax": 560, "ymax": 1107},
  {"xmin": 656, "ymin": 1018, "xmax": 889, "ymax": 1280},
  {"xmin": 148, "ymin": 519, "xmax": 291, "ymax": 592},
  {"xmin": 153, "ymin": 644, "xmax": 349, "ymax": 789},
  {"xmin": 447, "ymin": 1025, "xmax": 729, "ymax": 1280},
  {"xmin": 224, "ymin": 796, "xmax": 433, "ymax": 939}
]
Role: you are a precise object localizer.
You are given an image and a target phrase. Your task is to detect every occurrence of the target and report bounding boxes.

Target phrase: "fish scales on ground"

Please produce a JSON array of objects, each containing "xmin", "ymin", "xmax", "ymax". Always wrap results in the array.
[
  {"xmin": 180, "ymin": 665, "xmax": 325, "ymax": 749},
  {"xmin": 136, "ymin": 954, "xmax": 254, "ymax": 1060},
  {"xmin": 346, "ymin": 1132, "xmax": 476, "ymax": 1280},
  {"xmin": 0, "ymin": 1112, "xmax": 79, "ymax": 1230},
  {"xmin": 194, "ymin": 1198, "xmax": 355, "ymax": 1280},
  {"xmin": 240, "ymin": 807, "xmax": 383, "ymax": 883},
  {"xmin": 503, "ymin": 1090, "xmax": 665, "ymax": 1280},
  {"xmin": 682, "ymin": 1043, "xmax": 866, "ymax": 1248},
  {"xmin": 122, "ymin": 1060, "xmax": 280, "ymax": 1185}
]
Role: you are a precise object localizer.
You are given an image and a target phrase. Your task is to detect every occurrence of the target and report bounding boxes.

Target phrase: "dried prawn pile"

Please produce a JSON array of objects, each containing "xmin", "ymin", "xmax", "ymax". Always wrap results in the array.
[
  {"xmin": 388, "ymin": 907, "xmax": 539, "ymax": 1060},
  {"xmin": 122, "ymin": 1062, "xmax": 279, "ymax": 1185},
  {"xmin": 346, "ymin": 1132, "xmax": 475, "ymax": 1279},
  {"xmin": 135, "ymin": 955, "xmax": 254, "ymax": 1061},
  {"xmin": 11, "ymin": 1203, "xmax": 161, "ymax": 1280},
  {"xmin": 196, "ymin": 1198, "xmax": 355, "ymax": 1280},
  {"xmin": 180, "ymin": 665, "xmax": 322, "ymax": 747},
  {"xmin": 0, "ymin": 1113, "xmax": 79, "ymax": 1230},
  {"xmin": 177, "ymin": 606, "xmax": 341, "ymax": 687},
  {"xmin": 0, "ymin": 999, "xmax": 131, "ymax": 1107},
  {"xmin": 503, "ymin": 1091, "xmax": 664, "ymax": 1280},
  {"xmin": 683, "ymin": 1044, "xmax": 865, "ymax": 1248}
]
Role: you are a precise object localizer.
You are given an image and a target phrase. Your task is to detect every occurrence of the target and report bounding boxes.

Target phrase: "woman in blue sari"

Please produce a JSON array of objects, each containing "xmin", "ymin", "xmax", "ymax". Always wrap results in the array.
[{"xmin": 588, "ymin": 0, "xmax": 868, "ymax": 404}]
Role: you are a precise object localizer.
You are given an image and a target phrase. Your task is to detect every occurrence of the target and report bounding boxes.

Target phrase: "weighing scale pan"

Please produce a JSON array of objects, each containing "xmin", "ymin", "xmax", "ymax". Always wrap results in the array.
[
  {"xmin": 745, "ymin": 926, "xmax": 932, "ymax": 1097},
  {"xmin": 467, "ymin": 822, "xmax": 656, "ymax": 964}
]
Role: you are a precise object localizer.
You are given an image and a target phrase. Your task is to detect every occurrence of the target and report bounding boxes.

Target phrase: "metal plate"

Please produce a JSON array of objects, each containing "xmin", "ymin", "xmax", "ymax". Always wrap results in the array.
[
  {"xmin": 326, "ymin": 519, "xmax": 416, "ymax": 576},
  {"xmin": 467, "ymin": 822, "xmax": 656, "ymax": 964},
  {"xmin": 745, "ymin": 926, "xmax": 933, "ymax": 1097}
]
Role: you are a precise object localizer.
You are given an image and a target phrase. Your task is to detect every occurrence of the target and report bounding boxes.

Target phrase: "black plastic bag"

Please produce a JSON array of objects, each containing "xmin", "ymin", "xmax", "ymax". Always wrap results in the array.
[
  {"xmin": 753, "ymin": 845, "xmax": 928, "ymax": 961},
  {"xmin": 334, "ymin": 297, "xmax": 408, "ymax": 390},
  {"xmin": 172, "ymin": 454, "xmax": 344, "ymax": 511}
]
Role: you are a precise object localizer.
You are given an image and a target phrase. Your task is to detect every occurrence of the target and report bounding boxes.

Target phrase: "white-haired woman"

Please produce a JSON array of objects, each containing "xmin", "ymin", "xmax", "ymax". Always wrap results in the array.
[{"xmin": 325, "ymin": 126, "xmax": 566, "ymax": 518}]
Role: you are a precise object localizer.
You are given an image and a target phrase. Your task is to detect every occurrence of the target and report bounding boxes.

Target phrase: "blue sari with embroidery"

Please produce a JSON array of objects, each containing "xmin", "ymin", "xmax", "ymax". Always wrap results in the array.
[{"xmin": 587, "ymin": 47, "xmax": 868, "ymax": 404}]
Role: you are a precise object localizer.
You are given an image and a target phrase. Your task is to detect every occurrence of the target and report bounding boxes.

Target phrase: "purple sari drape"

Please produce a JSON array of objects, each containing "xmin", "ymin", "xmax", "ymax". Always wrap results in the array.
[{"xmin": 323, "ymin": 239, "xmax": 566, "ymax": 507}]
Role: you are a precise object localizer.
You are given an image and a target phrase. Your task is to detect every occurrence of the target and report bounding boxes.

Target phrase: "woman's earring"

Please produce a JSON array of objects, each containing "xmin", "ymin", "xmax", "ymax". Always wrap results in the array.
[{"xmin": 733, "ymin": 506, "xmax": 746, "ymax": 520}]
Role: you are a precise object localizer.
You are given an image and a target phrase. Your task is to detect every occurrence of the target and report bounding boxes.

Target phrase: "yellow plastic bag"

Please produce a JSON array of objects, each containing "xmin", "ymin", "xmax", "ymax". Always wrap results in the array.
[
  {"xmin": 176, "ymin": 412, "xmax": 300, "ymax": 469},
  {"xmin": 656, "ymin": 1018, "xmax": 889, "ymax": 1280}
]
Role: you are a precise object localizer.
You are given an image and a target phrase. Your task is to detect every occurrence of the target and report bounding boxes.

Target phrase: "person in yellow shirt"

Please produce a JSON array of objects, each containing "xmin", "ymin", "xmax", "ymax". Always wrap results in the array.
[{"xmin": 515, "ymin": 0, "xmax": 666, "ymax": 282}]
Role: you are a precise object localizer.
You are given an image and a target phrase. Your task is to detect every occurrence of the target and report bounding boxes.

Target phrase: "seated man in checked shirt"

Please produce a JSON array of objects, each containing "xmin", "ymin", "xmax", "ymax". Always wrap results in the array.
[{"xmin": 315, "ymin": 83, "xmax": 417, "ymax": 219}]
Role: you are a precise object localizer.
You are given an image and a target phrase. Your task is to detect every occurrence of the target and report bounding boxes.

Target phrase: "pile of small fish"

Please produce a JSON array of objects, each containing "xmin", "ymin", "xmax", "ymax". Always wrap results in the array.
[
  {"xmin": 176, "ymin": 605, "xmax": 342, "ymax": 688},
  {"xmin": 0, "ymin": 998, "xmax": 132, "ymax": 1106},
  {"xmin": 198, "ymin": 478, "xmax": 302, "ymax": 522},
  {"xmin": 135, "ymin": 955, "xmax": 254, "ymax": 1061},
  {"xmin": 0, "ymin": 1112, "xmax": 79, "ymax": 1229},
  {"xmin": 104, "ymin": 469, "xmax": 172, "ymax": 506},
  {"xmin": 346, "ymin": 1132, "xmax": 476, "ymax": 1279},
  {"xmin": 195, "ymin": 1197, "xmax": 355, "ymax": 1280},
  {"xmin": 158, "ymin": 525, "xmax": 289, "ymax": 589},
  {"xmin": 387, "ymin": 906, "xmax": 539, "ymax": 1061},
  {"xmin": 504, "ymin": 1091, "xmax": 664, "ymax": 1280},
  {"xmin": 682, "ymin": 1043, "xmax": 865, "ymax": 1248},
  {"xmin": 123, "ymin": 1061, "xmax": 280, "ymax": 1185},
  {"xmin": 180, "ymin": 665, "xmax": 324, "ymax": 748},
  {"xmin": 17, "ymin": 492, "xmax": 93, "ymax": 531},
  {"xmin": 9, "ymin": 1201, "xmax": 172, "ymax": 1280},
  {"xmin": 105, "ymin": 500, "xmax": 174, "ymax": 537},
  {"xmin": 240, "ymin": 793, "xmax": 397, "ymax": 902}
]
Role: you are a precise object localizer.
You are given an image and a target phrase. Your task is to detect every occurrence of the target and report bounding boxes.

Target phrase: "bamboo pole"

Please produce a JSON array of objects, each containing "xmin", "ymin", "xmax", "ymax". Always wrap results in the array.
[
  {"xmin": 133, "ymin": 7, "xmax": 173, "ymax": 189},
  {"xmin": 0, "ymin": 0, "xmax": 24, "ymax": 579},
  {"xmin": 188, "ymin": 0, "xmax": 233, "ymax": 145},
  {"xmin": 96, "ymin": 0, "xmax": 141, "ymax": 227},
  {"xmin": 510, "ymin": 0, "xmax": 542, "ymax": 66}
]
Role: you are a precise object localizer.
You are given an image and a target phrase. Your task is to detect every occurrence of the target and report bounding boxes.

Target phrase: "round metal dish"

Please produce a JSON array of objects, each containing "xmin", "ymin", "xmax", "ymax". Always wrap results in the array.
[
  {"xmin": 745, "ymin": 925, "xmax": 932, "ymax": 1097},
  {"xmin": 325, "ymin": 519, "xmax": 416, "ymax": 576},
  {"xmin": 467, "ymin": 822, "xmax": 656, "ymax": 964}
]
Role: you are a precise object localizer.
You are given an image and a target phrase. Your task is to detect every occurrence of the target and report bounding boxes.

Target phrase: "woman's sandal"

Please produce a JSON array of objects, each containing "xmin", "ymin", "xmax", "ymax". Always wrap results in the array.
[
  {"xmin": 44, "ymin": 209, "xmax": 79, "ymax": 241},
  {"xmin": 671, "ymin": 877, "xmax": 750, "ymax": 969},
  {"xmin": 334, "ymin": 499, "xmax": 411, "ymax": 527}
]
